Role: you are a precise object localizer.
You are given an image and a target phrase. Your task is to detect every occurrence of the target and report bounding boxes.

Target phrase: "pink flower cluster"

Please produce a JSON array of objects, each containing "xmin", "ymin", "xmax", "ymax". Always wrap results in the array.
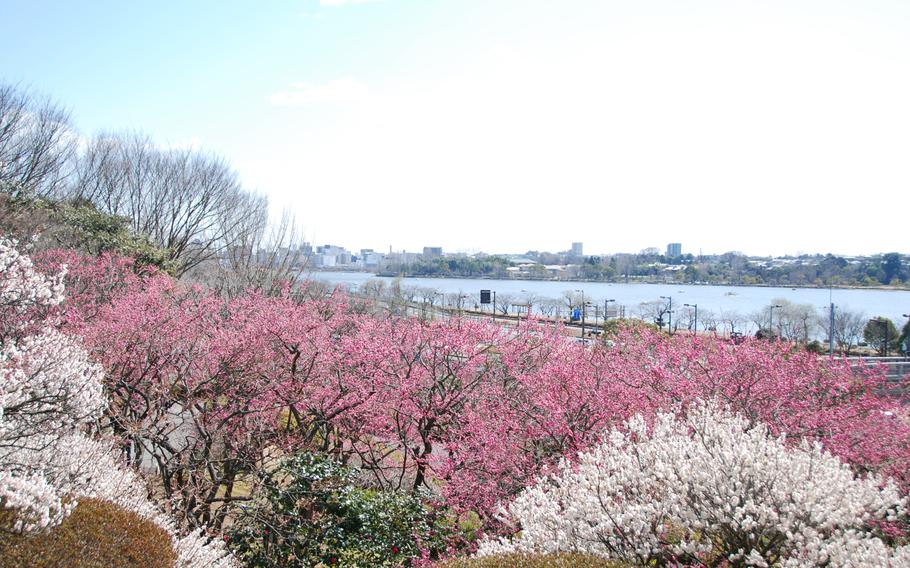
[{"xmin": 43, "ymin": 248, "xmax": 910, "ymax": 537}]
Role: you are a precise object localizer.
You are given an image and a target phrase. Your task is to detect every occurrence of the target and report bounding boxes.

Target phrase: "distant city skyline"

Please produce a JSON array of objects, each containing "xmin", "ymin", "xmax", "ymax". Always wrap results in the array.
[
  {"xmin": 2, "ymin": 1, "xmax": 909, "ymax": 257},
  {"xmin": 300, "ymin": 239, "xmax": 898, "ymax": 263}
]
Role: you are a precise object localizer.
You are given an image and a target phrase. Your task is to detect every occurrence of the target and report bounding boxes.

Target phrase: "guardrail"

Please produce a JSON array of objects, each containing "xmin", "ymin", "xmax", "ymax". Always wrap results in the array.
[{"xmin": 844, "ymin": 357, "xmax": 910, "ymax": 398}]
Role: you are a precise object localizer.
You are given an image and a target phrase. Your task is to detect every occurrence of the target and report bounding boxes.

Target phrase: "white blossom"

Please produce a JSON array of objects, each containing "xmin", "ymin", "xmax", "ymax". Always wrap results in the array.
[
  {"xmin": 478, "ymin": 400, "xmax": 909, "ymax": 567},
  {"xmin": 0, "ymin": 470, "xmax": 71, "ymax": 532},
  {"xmin": 0, "ymin": 236, "xmax": 65, "ymax": 330}
]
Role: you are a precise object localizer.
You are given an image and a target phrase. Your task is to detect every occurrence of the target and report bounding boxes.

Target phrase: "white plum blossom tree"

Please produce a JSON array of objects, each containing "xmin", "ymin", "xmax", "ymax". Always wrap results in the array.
[
  {"xmin": 0, "ymin": 237, "xmax": 96, "ymax": 532},
  {"xmin": 478, "ymin": 401, "xmax": 910, "ymax": 567},
  {"xmin": 0, "ymin": 237, "xmax": 235, "ymax": 567}
]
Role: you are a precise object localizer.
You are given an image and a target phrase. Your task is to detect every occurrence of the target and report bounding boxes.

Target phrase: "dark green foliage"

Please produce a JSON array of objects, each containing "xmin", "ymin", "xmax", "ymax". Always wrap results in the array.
[
  {"xmin": 0, "ymin": 499, "xmax": 176, "ymax": 568},
  {"xmin": 45, "ymin": 200, "xmax": 175, "ymax": 271},
  {"xmin": 602, "ymin": 317, "xmax": 660, "ymax": 339},
  {"xmin": 881, "ymin": 253, "xmax": 905, "ymax": 285},
  {"xmin": 0, "ymin": 183, "xmax": 174, "ymax": 273},
  {"xmin": 805, "ymin": 340, "xmax": 826, "ymax": 354},
  {"xmin": 390, "ymin": 256, "xmax": 514, "ymax": 278},
  {"xmin": 863, "ymin": 317, "xmax": 900, "ymax": 355},
  {"xmin": 227, "ymin": 453, "xmax": 462, "ymax": 567},
  {"xmin": 899, "ymin": 319, "xmax": 910, "ymax": 355},
  {"xmin": 434, "ymin": 552, "xmax": 626, "ymax": 568}
]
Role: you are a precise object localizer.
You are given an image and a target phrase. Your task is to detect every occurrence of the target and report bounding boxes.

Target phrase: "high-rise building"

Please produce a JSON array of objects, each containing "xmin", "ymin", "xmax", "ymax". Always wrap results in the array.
[
  {"xmin": 667, "ymin": 243, "xmax": 682, "ymax": 257},
  {"xmin": 571, "ymin": 242, "xmax": 583, "ymax": 256}
]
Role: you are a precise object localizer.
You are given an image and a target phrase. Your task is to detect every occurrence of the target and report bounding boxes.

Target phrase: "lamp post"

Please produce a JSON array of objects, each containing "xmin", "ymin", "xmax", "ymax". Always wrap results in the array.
[
  {"xmin": 580, "ymin": 290, "xmax": 586, "ymax": 338},
  {"xmin": 660, "ymin": 295, "xmax": 673, "ymax": 335},
  {"xmin": 684, "ymin": 303, "xmax": 698, "ymax": 334},
  {"xmin": 769, "ymin": 304, "xmax": 782, "ymax": 339}
]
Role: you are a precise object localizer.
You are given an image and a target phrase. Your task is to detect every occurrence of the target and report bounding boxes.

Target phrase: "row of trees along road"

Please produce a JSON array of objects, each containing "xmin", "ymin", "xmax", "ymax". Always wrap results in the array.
[{"xmin": 0, "ymin": 82, "xmax": 307, "ymax": 292}]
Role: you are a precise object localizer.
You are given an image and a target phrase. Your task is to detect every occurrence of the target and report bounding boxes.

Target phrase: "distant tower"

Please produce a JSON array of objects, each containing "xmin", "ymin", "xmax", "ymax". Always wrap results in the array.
[
  {"xmin": 667, "ymin": 243, "xmax": 682, "ymax": 258},
  {"xmin": 571, "ymin": 242, "xmax": 583, "ymax": 257}
]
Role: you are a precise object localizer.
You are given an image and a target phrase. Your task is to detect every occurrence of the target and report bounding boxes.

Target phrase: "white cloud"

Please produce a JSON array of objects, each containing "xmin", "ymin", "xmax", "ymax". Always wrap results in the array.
[{"xmin": 268, "ymin": 78, "xmax": 368, "ymax": 106}]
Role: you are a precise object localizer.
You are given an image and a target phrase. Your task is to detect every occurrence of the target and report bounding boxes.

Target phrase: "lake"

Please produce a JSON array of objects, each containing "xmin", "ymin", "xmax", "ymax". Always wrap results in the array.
[{"xmin": 307, "ymin": 271, "xmax": 910, "ymax": 336}]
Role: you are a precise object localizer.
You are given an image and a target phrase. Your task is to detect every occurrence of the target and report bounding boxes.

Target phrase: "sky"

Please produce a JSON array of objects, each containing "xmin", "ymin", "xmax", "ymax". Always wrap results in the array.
[{"xmin": 2, "ymin": 0, "xmax": 909, "ymax": 257}]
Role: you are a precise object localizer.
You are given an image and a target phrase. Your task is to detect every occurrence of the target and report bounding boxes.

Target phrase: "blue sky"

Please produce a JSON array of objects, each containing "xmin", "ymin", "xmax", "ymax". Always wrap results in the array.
[{"xmin": 3, "ymin": 1, "xmax": 909, "ymax": 257}]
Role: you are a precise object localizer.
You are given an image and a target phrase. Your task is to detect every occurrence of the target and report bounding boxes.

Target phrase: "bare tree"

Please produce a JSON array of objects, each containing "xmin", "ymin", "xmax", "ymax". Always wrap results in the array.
[
  {"xmin": 359, "ymin": 279, "xmax": 387, "ymax": 300},
  {"xmin": 753, "ymin": 299, "xmax": 816, "ymax": 343},
  {"xmin": 399, "ymin": 285, "xmax": 418, "ymax": 304},
  {"xmin": 186, "ymin": 208, "xmax": 310, "ymax": 297},
  {"xmin": 537, "ymin": 298, "xmax": 561, "ymax": 319},
  {"xmin": 495, "ymin": 293, "xmax": 514, "ymax": 315},
  {"xmin": 415, "ymin": 287, "xmax": 442, "ymax": 320},
  {"xmin": 777, "ymin": 300, "xmax": 817, "ymax": 343},
  {"xmin": 68, "ymin": 132, "xmax": 264, "ymax": 276},
  {"xmin": 636, "ymin": 299, "xmax": 672, "ymax": 329},
  {"xmin": 720, "ymin": 309, "xmax": 748, "ymax": 337},
  {"xmin": 519, "ymin": 290, "xmax": 539, "ymax": 310},
  {"xmin": 698, "ymin": 308, "xmax": 719, "ymax": 334},
  {"xmin": 817, "ymin": 306, "xmax": 867, "ymax": 353},
  {"xmin": 445, "ymin": 291, "xmax": 469, "ymax": 312},
  {"xmin": 0, "ymin": 83, "xmax": 76, "ymax": 196},
  {"xmin": 839, "ymin": 310, "xmax": 867, "ymax": 352},
  {"xmin": 562, "ymin": 290, "xmax": 583, "ymax": 316},
  {"xmin": 750, "ymin": 309, "xmax": 770, "ymax": 337},
  {"xmin": 381, "ymin": 281, "xmax": 419, "ymax": 316},
  {"xmin": 417, "ymin": 286, "xmax": 441, "ymax": 306},
  {"xmin": 677, "ymin": 305, "xmax": 697, "ymax": 332}
]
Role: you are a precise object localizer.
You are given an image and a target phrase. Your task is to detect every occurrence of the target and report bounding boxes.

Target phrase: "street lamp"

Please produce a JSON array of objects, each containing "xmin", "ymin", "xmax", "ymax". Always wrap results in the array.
[
  {"xmin": 769, "ymin": 304, "xmax": 783, "ymax": 339},
  {"xmin": 575, "ymin": 289, "xmax": 586, "ymax": 338},
  {"xmin": 684, "ymin": 303, "xmax": 698, "ymax": 334},
  {"xmin": 660, "ymin": 295, "xmax": 673, "ymax": 335}
]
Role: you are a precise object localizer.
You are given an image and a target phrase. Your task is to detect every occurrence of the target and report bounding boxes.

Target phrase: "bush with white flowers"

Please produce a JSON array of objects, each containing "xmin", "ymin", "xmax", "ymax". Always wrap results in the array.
[
  {"xmin": 478, "ymin": 401, "xmax": 910, "ymax": 567},
  {"xmin": 0, "ymin": 237, "xmax": 235, "ymax": 567}
]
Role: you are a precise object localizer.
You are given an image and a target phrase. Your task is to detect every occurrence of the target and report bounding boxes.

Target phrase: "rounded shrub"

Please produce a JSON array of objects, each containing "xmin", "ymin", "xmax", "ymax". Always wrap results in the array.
[
  {"xmin": 0, "ymin": 498, "xmax": 176, "ymax": 568},
  {"xmin": 227, "ymin": 452, "xmax": 462, "ymax": 567}
]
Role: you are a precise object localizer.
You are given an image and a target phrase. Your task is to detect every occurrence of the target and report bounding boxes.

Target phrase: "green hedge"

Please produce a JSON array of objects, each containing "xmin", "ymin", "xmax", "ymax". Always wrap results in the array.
[{"xmin": 227, "ymin": 452, "xmax": 466, "ymax": 567}]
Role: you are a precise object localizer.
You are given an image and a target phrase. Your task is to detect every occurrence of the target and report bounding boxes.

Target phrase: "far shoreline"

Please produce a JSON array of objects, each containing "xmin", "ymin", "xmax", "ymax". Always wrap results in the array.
[{"xmin": 307, "ymin": 269, "xmax": 910, "ymax": 293}]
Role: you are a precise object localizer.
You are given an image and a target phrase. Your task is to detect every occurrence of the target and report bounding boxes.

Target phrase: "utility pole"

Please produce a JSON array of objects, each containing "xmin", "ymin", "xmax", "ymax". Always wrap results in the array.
[
  {"xmin": 829, "ymin": 302, "xmax": 835, "ymax": 355},
  {"xmin": 660, "ymin": 295, "xmax": 673, "ymax": 335},
  {"xmin": 575, "ymin": 289, "xmax": 585, "ymax": 338},
  {"xmin": 582, "ymin": 301, "xmax": 587, "ymax": 338}
]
